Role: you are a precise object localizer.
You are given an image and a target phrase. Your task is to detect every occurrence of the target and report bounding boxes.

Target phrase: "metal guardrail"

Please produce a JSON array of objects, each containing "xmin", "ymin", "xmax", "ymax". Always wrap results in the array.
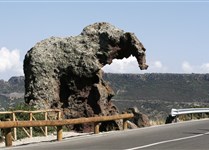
[{"xmin": 171, "ymin": 108, "xmax": 209, "ymax": 117}]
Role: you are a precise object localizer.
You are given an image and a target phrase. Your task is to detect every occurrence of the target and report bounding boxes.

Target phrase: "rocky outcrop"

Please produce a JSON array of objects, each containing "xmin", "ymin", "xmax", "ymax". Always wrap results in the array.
[
  {"xmin": 24, "ymin": 22, "xmax": 148, "ymax": 131},
  {"xmin": 127, "ymin": 107, "xmax": 150, "ymax": 127}
]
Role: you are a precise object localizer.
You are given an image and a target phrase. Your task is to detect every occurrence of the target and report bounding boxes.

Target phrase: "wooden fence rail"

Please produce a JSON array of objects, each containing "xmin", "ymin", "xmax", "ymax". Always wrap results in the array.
[
  {"xmin": 0, "ymin": 112, "xmax": 134, "ymax": 147},
  {"xmin": 0, "ymin": 109, "xmax": 61, "ymax": 141}
]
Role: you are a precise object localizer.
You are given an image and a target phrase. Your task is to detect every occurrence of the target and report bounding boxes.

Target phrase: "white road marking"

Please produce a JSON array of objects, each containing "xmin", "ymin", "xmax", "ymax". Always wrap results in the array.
[{"xmin": 124, "ymin": 131, "xmax": 209, "ymax": 150}]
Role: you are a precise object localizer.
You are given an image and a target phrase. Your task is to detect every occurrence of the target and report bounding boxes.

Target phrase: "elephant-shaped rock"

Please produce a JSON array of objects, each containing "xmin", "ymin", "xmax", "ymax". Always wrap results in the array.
[{"xmin": 24, "ymin": 22, "xmax": 148, "ymax": 131}]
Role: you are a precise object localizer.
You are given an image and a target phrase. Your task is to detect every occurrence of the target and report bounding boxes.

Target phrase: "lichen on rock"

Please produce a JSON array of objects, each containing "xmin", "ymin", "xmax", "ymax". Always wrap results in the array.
[{"xmin": 24, "ymin": 22, "xmax": 148, "ymax": 131}]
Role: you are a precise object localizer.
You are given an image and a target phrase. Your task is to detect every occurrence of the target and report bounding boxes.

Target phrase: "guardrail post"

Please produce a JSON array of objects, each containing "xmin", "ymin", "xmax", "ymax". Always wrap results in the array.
[
  {"xmin": 57, "ymin": 111, "xmax": 62, "ymax": 141},
  {"xmin": 94, "ymin": 122, "xmax": 100, "ymax": 134},
  {"xmin": 122, "ymin": 112, "xmax": 128, "ymax": 130},
  {"xmin": 29, "ymin": 112, "xmax": 33, "ymax": 138},
  {"xmin": 123, "ymin": 119, "xmax": 128, "ymax": 130},
  {"xmin": 202, "ymin": 113, "xmax": 204, "ymax": 119},
  {"xmin": 174, "ymin": 115, "xmax": 178, "ymax": 123},
  {"xmin": 4, "ymin": 118, "xmax": 12, "ymax": 147},
  {"xmin": 12, "ymin": 112, "xmax": 17, "ymax": 140},
  {"xmin": 57, "ymin": 126, "xmax": 63, "ymax": 141},
  {"xmin": 44, "ymin": 112, "xmax": 48, "ymax": 136}
]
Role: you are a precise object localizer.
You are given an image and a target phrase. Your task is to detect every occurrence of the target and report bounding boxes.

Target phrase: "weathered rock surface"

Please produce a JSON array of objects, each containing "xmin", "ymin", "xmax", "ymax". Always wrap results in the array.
[
  {"xmin": 127, "ymin": 107, "xmax": 151, "ymax": 127},
  {"xmin": 24, "ymin": 22, "xmax": 148, "ymax": 131}
]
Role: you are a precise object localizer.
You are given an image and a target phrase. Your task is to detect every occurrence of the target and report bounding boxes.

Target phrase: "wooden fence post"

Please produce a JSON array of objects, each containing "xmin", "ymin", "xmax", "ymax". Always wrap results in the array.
[
  {"xmin": 57, "ymin": 126, "xmax": 63, "ymax": 141},
  {"xmin": 94, "ymin": 122, "xmax": 100, "ymax": 134},
  {"xmin": 57, "ymin": 111, "xmax": 62, "ymax": 141},
  {"xmin": 122, "ymin": 112, "xmax": 128, "ymax": 130},
  {"xmin": 123, "ymin": 119, "xmax": 128, "ymax": 130},
  {"xmin": 44, "ymin": 112, "xmax": 48, "ymax": 136},
  {"xmin": 4, "ymin": 118, "xmax": 12, "ymax": 147},
  {"xmin": 12, "ymin": 113, "xmax": 17, "ymax": 140},
  {"xmin": 57, "ymin": 111, "xmax": 61, "ymax": 120},
  {"xmin": 29, "ymin": 112, "xmax": 33, "ymax": 138}
]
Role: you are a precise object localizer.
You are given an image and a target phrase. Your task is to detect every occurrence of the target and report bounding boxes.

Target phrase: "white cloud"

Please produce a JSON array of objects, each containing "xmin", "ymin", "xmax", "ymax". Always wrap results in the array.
[
  {"xmin": 181, "ymin": 61, "xmax": 209, "ymax": 73},
  {"xmin": 153, "ymin": 61, "xmax": 163, "ymax": 69},
  {"xmin": 200, "ymin": 63, "xmax": 209, "ymax": 72},
  {"xmin": 0, "ymin": 47, "xmax": 23, "ymax": 80},
  {"xmin": 102, "ymin": 56, "xmax": 167, "ymax": 73},
  {"xmin": 145, "ymin": 60, "xmax": 167, "ymax": 73},
  {"xmin": 182, "ymin": 61, "xmax": 193, "ymax": 73},
  {"xmin": 102, "ymin": 56, "xmax": 139, "ymax": 73},
  {"xmin": 103, "ymin": 58, "xmax": 209, "ymax": 74}
]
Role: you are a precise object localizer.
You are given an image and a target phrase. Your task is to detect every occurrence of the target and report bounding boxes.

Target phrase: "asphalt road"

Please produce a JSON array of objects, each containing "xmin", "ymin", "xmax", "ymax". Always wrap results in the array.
[{"xmin": 3, "ymin": 119, "xmax": 209, "ymax": 150}]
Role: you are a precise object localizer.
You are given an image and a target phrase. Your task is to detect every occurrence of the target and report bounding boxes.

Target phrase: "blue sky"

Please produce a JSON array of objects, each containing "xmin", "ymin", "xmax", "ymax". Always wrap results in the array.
[{"xmin": 0, "ymin": 1, "xmax": 209, "ymax": 80}]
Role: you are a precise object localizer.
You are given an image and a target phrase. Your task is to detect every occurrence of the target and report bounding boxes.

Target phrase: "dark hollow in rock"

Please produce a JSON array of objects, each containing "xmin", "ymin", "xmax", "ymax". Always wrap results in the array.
[{"xmin": 24, "ymin": 22, "xmax": 148, "ymax": 132}]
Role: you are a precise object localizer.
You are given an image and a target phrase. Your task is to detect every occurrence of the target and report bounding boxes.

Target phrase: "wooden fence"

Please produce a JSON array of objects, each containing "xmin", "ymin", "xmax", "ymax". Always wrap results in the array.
[
  {"xmin": 0, "ymin": 109, "xmax": 61, "ymax": 141},
  {"xmin": 0, "ymin": 111, "xmax": 134, "ymax": 147}
]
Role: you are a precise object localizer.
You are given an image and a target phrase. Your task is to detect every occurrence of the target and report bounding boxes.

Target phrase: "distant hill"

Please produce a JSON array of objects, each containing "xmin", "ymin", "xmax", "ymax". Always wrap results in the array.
[
  {"xmin": 0, "ymin": 77, "xmax": 24, "ymax": 110},
  {"xmin": 104, "ymin": 73, "xmax": 209, "ymax": 103},
  {"xmin": 0, "ymin": 76, "xmax": 24, "ymax": 94},
  {"xmin": 2, "ymin": 73, "xmax": 209, "ymax": 103},
  {"xmin": 1, "ymin": 74, "xmax": 209, "ymax": 120},
  {"xmin": 103, "ymin": 73, "xmax": 209, "ymax": 120}
]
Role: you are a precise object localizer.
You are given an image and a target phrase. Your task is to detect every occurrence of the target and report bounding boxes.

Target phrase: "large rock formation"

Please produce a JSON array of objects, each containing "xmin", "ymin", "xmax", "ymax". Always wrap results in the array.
[{"xmin": 24, "ymin": 22, "xmax": 148, "ymax": 131}]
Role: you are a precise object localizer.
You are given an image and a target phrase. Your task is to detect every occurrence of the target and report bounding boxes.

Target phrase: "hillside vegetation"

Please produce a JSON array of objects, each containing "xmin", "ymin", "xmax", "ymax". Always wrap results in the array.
[
  {"xmin": 104, "ymin": 73, "xmax": 209, "ymax": 102},
  {"xmin": 103, "ymin": 73, "xmax": 209, "ymax": 120}
]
